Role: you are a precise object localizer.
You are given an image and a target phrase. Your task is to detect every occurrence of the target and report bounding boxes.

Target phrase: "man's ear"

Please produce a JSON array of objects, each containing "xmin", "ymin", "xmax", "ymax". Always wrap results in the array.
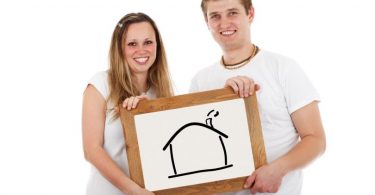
[
  {"xmin": 248, "ymin": 6, "xmax": 255, "ymax": 22},
  {"xmin": 205, "ymin": 16, "xmax": 210, "ymax": 29},
  {"xmin": 204, "ymin": 15, "xmax": 209, "ymax": 24}
]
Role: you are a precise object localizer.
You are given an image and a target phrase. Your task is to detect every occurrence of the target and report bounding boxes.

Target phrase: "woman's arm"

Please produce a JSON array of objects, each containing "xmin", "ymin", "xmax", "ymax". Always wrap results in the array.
[{"xmin": 82, "ymin": 85, "xmax": 153, "ymax": 194}]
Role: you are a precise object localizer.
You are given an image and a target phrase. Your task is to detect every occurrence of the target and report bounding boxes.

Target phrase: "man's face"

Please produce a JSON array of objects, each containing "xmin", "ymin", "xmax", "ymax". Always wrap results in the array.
[{"xmin": 205, "ymin": 0, "xmax": 253, "ymax": 51}]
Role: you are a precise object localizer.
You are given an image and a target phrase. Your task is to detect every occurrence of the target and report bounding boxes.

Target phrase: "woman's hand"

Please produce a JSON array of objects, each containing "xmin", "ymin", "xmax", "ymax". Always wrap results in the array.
[
  {"xmin": 122, "ymin": 94, "xmax": 148, "ymax": 110},
  {"xmin": 125, "ymin": 183, "xmax": 155, "ymax": 195},
  {"xmin": 132, "ymin": 188, "xmax": 155, "ymax": 195}
]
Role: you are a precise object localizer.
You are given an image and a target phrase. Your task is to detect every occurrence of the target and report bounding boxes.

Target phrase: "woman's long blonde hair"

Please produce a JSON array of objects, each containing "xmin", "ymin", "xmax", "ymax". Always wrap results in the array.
[{"xmin": 108, "ymin": 12, "xmax": 174, "ymax": 117}]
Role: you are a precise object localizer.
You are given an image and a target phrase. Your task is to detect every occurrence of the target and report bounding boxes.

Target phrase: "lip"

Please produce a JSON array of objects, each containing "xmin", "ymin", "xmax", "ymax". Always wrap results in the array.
[{"xmin": 133, "ymin": 56, "xmax": 149, "ymax": 65}]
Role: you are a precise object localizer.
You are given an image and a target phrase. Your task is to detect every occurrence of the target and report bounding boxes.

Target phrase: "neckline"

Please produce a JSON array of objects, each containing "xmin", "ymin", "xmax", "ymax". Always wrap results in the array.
[{"xmin": 220, "ymin": 46, "xmax": 261, "ymax": 70}]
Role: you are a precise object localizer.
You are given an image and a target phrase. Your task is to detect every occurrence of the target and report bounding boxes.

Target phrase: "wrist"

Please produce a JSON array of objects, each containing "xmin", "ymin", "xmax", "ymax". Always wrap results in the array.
[
  {"xmin": 121, "ymin": 181, "xmax": 141, "ymax": 194},
  {"xmin": 270, "ymin": 159, "xmax": 289, "ymax": 177}
]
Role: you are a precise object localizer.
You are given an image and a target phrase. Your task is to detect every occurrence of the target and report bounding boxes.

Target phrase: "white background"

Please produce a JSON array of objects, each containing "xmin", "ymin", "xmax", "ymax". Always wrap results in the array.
[{"xmin": 0, "ymin": 0, "xmax": 374, "ymax": 194}]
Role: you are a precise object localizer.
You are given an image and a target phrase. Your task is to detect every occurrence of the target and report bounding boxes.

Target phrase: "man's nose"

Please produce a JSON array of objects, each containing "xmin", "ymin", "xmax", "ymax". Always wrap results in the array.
[{"xmin": 220, "ymin": 17, "xmax": 231, "ymax": 28}]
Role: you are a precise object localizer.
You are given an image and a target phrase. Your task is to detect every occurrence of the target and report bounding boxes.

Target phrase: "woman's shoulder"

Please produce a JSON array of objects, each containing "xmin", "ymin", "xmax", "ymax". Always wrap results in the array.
[{"xmin": 88, "ymin": 70, "xmax": 110, "ymax": 98}]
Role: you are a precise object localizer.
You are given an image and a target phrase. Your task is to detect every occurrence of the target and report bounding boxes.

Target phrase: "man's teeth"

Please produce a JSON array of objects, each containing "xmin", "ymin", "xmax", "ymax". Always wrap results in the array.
[
  {"xmin": 134, "ymin": 57, "xmax": 148, "ymax": 63},
  {"xmin": 221, "ymin": 30, "xmax": 235, "ymax": 35}
]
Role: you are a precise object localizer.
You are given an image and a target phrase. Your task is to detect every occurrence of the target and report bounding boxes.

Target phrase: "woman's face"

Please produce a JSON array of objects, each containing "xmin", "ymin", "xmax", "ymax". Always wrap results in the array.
[{"xmin": 124, "ymin": 22, "xmax": 157, "ymax": 75}]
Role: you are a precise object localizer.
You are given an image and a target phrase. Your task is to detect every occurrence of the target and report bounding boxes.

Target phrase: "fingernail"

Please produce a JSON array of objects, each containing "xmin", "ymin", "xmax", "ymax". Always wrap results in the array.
[{"xmin": 243, "ymin": 184, "xmax": 248, "ymax": 188}]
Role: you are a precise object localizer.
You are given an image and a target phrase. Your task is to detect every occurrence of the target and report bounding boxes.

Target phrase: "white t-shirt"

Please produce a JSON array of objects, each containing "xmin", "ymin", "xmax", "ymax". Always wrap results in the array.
[
  {"xmin": 190, "ymin": 50, "xmax": 320, "ymax": 195},
  {"xmin": 86, "ymin": 71, "xmax": 156, "ymax": 195}
]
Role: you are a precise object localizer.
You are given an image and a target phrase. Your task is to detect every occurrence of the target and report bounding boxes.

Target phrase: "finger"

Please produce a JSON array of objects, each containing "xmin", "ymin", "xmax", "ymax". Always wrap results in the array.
[
  {"xmin": 132, "ymin": 97, "xmax": 140, "ymax": 109},
  {"xmin": 250, "ymin": 182, "xmax": 261, "ymax": 194},
  {"xmin": 123, "ymin": 98, "xmax": 129, "ymax": 108},
  {"xmin": 138, "ymin": 94, "xmax": 148, "ymax": 100},
  {"xmin": 226, "ymin": 79, "xmax": 239, "ymax": 95},
  {"xmin": 234, "ymin": 77, "xmax": 244, "ymax": 98},
  {"xmin": 244, "ymin": 173, "xmax": 256, "ymax": 189},
  {"xmin": 239, "ymin": 76, "xmax": 251, "ymax": 97},
  {"xmin": 127, "ymin": 97, "xmax": 135, "ymax": 110},
  {"xmin": 248, "ymin": 78, "xmax": 255, "ymax": 96},
  {"xmin": 250, "ymin": 185, "xmax": 257, "ymax": 195},
  {"xmin": 255, "ymin": 83, "xmax": 261, "ymax": 91}
]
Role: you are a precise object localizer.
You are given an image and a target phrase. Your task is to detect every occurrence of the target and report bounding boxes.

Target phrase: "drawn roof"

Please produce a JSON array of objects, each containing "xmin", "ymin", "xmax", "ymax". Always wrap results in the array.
[{"xmin": 162, "ymin": 122, "xmax": 228, "ymax": 151}]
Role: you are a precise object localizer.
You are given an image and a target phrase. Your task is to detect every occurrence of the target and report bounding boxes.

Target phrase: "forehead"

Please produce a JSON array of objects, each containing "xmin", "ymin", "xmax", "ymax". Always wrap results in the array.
[
  {"xmin": 206, "ymin": 0, "xmax": 244, "ymax": 14},
  {"xmin": 125, "ymin": 22, "xmax": 155, "ymax": 40}
]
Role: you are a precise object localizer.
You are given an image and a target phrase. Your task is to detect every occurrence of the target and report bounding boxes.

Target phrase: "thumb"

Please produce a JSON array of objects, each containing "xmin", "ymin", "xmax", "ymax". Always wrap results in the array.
[
  {"xmin": 138, "ymin": 94, "xmax": 149, "ymax": 100},
  {"xmin": 255, "ymin": 84, "xmax": 261, "ymax": 91},
  {"xmin": 244, "ymin": 172, "xmax": 256, "ymax": 189}
]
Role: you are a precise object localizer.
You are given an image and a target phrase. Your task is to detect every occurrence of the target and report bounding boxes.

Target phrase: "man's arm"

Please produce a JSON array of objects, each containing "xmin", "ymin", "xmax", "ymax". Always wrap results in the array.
[{"xmin": 245, "ymin": 101, "xmax": 326, "ymax": 193}]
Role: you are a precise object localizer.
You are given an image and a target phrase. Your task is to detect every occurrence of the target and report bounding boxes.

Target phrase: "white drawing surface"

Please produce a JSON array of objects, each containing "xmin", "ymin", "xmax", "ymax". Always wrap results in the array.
[{"xmin": 134, "ymin": 99, "xmax": 255, "ymax": 191}]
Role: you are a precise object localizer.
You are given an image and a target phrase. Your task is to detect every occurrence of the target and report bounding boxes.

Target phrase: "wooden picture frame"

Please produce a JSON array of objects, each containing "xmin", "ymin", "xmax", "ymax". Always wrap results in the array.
[{"xmin": 119, "ymin": 88, "xmax": 266, "ymax": 195}]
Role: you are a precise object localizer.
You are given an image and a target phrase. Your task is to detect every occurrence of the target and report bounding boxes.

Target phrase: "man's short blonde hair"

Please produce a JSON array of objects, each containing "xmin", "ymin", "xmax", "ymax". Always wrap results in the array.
[{"xmin": 201, "ymin": 0, "xmax": 253, "ymax": 18}]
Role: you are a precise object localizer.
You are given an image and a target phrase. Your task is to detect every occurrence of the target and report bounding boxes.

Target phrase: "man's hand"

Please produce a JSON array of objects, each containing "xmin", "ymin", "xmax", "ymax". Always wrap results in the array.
[
  {"xmin": 224, "ymin": 76, "xmax": 260, "ymax": 98},
  {"xmin": 244, "ymin": 163, "xmax": 285, "ymax": 194}
]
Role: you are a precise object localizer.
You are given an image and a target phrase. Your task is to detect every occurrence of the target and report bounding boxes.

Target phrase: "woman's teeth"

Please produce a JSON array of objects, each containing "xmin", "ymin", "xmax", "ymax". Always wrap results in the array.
[{"xmin": 134, "ymin": 57, "xmax": 148, "ymax": 63}]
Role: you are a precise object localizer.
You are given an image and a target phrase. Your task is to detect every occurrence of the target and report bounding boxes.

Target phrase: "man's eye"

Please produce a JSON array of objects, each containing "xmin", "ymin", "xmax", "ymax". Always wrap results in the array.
[
  {"xmin": 210, "ymin": 15, "xmax": 219, "ymax": 19},
  {"xmin": 229, "ymin": 11, "xmax": 238, "ymax": 16}
]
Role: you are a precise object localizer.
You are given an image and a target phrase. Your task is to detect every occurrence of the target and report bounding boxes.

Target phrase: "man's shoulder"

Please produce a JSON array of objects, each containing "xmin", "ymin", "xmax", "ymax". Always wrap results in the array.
[
  {"xmin": 259, "ymin": 49, "xmax": 296, "ymax": 63},
  {"xmin": 256, "ymin": 49, "xmax": 300, "ymax": 72}
]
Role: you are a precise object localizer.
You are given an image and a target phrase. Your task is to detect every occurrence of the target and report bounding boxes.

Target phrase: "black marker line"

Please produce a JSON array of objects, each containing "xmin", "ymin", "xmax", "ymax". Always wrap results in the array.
[
  {"xmin": 207, "ymin": 109, "xmax": 215, "ymax": 116},
  {"xmin": 168, "ymin": 164, "xmax": 233, "ymax": 178},
  {"xmin": 162, "ymin": 122, "xmax": 228, "ymax": 151},
  {"xmin": 169, "ymin": 144, "xmax": 177, "ymax": 175},
  {"xmin": 219, "ymin": 136, "xmax": 228, "ymax": 165}
]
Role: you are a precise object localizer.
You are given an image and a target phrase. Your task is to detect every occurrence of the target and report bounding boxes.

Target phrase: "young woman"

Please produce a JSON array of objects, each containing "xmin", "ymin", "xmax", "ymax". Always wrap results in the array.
[{"xmin": 82, "ymin": 12, "xmax": 173, "ymax": 195}]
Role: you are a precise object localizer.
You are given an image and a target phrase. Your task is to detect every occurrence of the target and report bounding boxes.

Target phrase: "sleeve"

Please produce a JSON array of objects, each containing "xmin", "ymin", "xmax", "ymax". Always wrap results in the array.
[
  {"xmin": 280, "ymin": 59, "xmax": 320, "ymax": 114},
  {"xmin": 88, "ymin": 71, "xmax": 109, "ymax": 99},
  {"xmin": 189, "ymin": 73, "xmax": 200, "ymax": 93}
]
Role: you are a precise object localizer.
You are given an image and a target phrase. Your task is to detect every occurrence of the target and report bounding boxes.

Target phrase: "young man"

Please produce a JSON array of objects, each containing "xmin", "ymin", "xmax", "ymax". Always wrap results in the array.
[{"xmin": 190, "ymin": 0, "xmax": 326, "ymax": 194}]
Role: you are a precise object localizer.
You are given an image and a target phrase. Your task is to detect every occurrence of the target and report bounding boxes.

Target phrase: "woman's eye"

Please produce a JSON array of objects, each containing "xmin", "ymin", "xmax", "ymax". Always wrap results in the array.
[
  {"xmin": 145, "ymin": 40, "xmax": 153, "ymax": 45},
  {"xmin": 127, "ymin": 42, "xmax": 136, "ymax": 46}
]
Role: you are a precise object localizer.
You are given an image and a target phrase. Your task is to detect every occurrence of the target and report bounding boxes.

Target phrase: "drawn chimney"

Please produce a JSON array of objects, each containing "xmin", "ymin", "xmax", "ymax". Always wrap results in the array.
[{"xmin": 206, "ymin": 109, "xmax": 219, "ymax": 128}]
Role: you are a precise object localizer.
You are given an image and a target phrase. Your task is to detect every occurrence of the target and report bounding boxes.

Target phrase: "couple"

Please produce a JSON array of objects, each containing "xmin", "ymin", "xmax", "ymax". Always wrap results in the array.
[{"xmin": 82, "ymin": 0, "xmax": 326, "ymax": 194}]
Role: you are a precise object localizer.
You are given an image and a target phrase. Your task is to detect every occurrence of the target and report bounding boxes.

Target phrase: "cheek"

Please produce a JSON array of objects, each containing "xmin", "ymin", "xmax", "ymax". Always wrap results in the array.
[
  {"xmin": 207, "ymin": 21, "xmax": 217, "ymax": 30},
  {"xmin": 148, "ymin": 45, "xmax": 157, "ymax": 56},
  {"xmin": 124, "ymin": 47, "xmax": 135, "ymax": 59}
]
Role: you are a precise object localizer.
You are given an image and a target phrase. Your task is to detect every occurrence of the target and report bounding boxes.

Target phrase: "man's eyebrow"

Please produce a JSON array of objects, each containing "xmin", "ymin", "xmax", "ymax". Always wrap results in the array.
[
  {"xmin": 227, "ymin": 8, "xmax": 240, "ymax": 12},
  {"xmin": 208, "ymin": 11, "xmax": 220, "ymax": 16},
  {"xmin": 208, "ymin": 7, "xmax": 239, "ymax": 16}
]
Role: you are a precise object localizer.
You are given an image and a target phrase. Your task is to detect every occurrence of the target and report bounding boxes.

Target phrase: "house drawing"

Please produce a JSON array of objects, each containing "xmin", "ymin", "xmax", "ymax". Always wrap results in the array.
[{"xmin": 162, "ymin": 110, "xmax": 233, "ymax": 179}]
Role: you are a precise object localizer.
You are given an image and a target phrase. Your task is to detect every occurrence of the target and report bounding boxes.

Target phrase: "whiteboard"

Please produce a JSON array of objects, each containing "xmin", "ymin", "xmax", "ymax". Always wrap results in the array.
[{"xmin": 134, "ymin": 99, "xmax": 254, "ymax": 191}]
